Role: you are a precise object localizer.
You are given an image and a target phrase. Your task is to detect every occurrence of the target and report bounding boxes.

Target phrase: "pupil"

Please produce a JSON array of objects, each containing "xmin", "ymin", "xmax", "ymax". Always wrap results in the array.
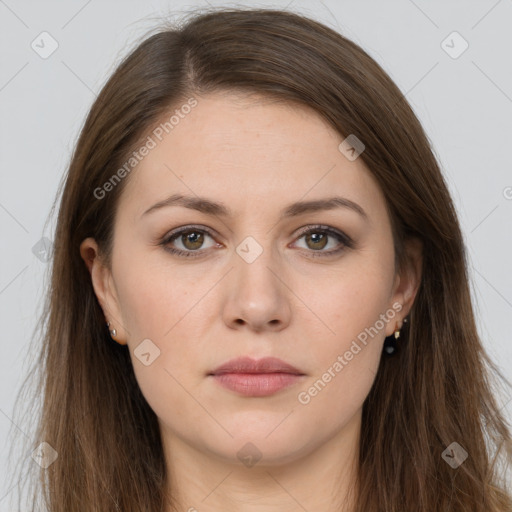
[
  {"xmin": 184, "ymin": 231, "xmax": 203, "ymax": 249},
  {"xmin": 308, "ymin": 232, "xmax": 327, "ymax": 250}
]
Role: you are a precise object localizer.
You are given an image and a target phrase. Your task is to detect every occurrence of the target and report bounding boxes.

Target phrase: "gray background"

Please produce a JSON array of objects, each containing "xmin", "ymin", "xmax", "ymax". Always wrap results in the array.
[{"xmin": 1, "ymin": 0, "xmax": 511, "ymax": 508}]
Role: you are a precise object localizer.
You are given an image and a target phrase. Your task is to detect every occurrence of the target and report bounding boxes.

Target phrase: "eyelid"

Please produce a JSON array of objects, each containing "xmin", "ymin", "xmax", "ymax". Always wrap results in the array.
[
  {"xmin": 293, "ymin": 224, "xmax": 353, "ymax": 245},
  {"xmin": 290, "ymin": 225, "xmax": 354, "ymax": 257},
  {"xmin": 163, "ymin": 224, "xmax": 219, "ymax": 240},
  {"xmin": 160, "ymin": 224, "xmax": 221, "ymax": 253}
]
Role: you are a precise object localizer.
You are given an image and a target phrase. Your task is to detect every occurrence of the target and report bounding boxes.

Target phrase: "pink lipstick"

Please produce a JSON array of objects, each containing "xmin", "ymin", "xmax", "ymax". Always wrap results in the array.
[{"xmin": 208, "ymin": 356, "xmax": 305, "ymax": 397}]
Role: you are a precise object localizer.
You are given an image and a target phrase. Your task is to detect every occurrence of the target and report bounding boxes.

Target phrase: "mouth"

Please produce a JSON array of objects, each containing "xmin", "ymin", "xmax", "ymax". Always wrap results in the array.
[{"xmin": 208, "ymin": 356, "xmax": 305, "ymax": 397}]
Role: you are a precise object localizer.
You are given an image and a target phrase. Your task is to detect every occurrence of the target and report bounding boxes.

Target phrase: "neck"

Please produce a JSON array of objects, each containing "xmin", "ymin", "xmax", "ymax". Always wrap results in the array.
[{"xmin": 161, "ymin": 410, "xmax": 361, "ymax": 512}]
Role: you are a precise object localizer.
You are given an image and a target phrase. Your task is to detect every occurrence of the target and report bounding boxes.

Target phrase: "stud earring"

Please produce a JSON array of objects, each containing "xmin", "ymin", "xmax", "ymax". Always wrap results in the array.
[{"xmin": 106, "ymin": 321, "xmax": 117, "ymax": 338}]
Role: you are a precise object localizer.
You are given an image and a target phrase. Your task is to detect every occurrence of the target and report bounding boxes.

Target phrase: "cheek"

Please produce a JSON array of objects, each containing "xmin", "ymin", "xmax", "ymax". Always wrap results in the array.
[
  {"xmin": 114, "ymin": 264, "xmax": 210, "ymax": 430},
  {"xmin": 294, "ymin": 344, "xmax": 380, "ymax": 445},
  {"xmin": 113, "ymin": 250, "xmax": 194, "ymax": 340},
  {"xmin": 295, "ymin": 255, "xmax": 394, "ymax": 414},
  {"xmin": 315, "ymin": 255, "xmax": 395, "ymax": 345},
  {"xmin": 111, "ymin": 250, "xmax": 213, "ymax": 391}
]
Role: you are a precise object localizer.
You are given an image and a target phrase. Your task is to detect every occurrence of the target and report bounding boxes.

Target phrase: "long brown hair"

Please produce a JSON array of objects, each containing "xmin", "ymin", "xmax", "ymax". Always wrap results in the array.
[{"xmin": 10, "ymin": 7, "xmax": 511, "ymax": 511}]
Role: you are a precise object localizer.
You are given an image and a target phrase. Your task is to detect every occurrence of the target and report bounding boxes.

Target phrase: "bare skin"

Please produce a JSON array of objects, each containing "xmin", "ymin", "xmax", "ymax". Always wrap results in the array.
[{"xmin": 81, "ymin": 91, "xmax": 422, "ymax": 511}]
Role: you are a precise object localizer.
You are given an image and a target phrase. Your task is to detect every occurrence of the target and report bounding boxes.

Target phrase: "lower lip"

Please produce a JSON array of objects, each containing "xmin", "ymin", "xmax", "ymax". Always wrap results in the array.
[{"xmin": 210, "ymin": 373, "xmax": 304, "ymax": 396}]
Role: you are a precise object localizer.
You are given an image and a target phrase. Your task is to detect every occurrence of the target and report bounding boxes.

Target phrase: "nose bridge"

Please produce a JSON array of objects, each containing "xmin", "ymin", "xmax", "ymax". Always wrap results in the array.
[
  {"xmin": 223, "ymin": 230, "xmax": 291, "ymax": 330},
  {"xmin": 233, "ymin": 231, "xmax": 282, "ymax": 292}
]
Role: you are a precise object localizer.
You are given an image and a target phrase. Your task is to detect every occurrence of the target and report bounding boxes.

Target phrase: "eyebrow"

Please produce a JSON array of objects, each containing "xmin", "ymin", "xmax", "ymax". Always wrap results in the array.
[{"xmin": 141, "ymin": 193, "xmax": 368, "ymax": 221}]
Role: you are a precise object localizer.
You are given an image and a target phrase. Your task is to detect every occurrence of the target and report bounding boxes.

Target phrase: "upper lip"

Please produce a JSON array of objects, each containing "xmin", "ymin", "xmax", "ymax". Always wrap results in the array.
[{"xmin": 209, "ymin": 357, "xmax": 304, "ymax": 376}]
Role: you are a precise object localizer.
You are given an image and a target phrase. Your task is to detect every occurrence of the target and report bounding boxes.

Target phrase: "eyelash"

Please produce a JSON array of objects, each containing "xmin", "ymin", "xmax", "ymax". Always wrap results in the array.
[{"xmin": 159, "ymin": 224, "xmax": 354, "ymax": 259}]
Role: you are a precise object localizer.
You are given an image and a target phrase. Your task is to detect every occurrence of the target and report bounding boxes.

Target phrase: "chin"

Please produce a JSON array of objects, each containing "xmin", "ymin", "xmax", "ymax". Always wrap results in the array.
[{"xmin": 200, "ymin": 426, "xmax": 314, "ymax": 468}]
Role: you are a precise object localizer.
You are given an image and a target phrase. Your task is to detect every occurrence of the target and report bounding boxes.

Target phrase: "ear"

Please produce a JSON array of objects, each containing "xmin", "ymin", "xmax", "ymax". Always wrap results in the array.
[
  {"xmin": 385, "ymin": 237, "xmax": 423, "ymax": 336},
  {"xmin": 80, "ymin": 237, "xmax": 127, "ymax": 345}
]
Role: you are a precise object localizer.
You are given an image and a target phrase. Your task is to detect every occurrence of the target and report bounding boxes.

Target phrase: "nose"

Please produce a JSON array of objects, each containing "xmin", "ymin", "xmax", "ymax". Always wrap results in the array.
[{"xmin": 222, "ymin": 245, "xmax": 292, "ymax": 333}]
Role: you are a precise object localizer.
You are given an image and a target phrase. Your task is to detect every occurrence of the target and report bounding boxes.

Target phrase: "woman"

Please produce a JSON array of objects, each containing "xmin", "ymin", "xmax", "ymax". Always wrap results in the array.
[{"xmin": 12, "ymin": 7, "xmax": 511, "ymax": 512}]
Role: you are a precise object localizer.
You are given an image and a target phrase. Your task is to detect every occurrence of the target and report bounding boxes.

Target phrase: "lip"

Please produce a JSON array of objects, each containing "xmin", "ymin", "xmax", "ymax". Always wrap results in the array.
[
  {"xmin": 209, "ymin": 356, "xmax": 304, "ymax": 376},
  {"xmin": 208, "ymin": 357, "xmax": 305, "ymax": 397}
]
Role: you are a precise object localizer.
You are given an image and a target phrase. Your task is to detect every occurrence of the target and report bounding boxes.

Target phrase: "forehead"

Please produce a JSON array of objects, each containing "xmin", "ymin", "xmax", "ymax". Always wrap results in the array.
[{"xmin": 117, "ymin": 92, "xmax": 386, "ymax": 223}]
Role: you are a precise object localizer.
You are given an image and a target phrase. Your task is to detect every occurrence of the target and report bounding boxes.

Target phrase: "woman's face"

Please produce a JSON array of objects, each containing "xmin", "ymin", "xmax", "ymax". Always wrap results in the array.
[{"xmin": 82, "ymin": 91, "xmax": 421, "ymax": 468}]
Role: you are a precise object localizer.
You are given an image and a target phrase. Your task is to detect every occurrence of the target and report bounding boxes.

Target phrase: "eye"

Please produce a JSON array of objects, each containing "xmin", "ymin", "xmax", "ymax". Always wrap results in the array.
[
  {"xmin": 292, "ymin": 225, "xmax": 353, "ymax": 257},
  {"xmin": 161, "ymin": 225, "xmax": 218, "ymax": 258},
  {"xmin": 160, "ymin": 224, "xmax": 353, "ymax": 259}
]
